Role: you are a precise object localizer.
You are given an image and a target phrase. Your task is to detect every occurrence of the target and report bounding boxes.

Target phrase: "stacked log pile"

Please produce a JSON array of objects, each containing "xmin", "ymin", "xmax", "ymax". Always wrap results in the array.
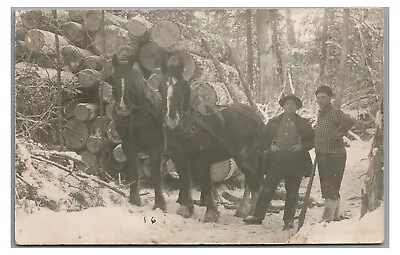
[{"xmin": 15, "ymin": 9, "xmax": 255, "ymax": 183}]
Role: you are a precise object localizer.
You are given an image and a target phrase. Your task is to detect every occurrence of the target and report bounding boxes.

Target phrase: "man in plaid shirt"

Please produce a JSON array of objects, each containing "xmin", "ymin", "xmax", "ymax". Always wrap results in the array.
[{"xmin": 314, "ymin": 85, "xmax": 355, "ymax": 223}]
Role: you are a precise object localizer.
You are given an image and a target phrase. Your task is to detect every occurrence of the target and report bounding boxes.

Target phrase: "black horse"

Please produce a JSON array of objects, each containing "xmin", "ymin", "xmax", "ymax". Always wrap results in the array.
[
  {"xmin": 160, "ymin": 54, "xmax": 266, "ymax": 222},
  {"xmin": 109, "ymin": 54, "xmax": 168, "ymax": 211}
]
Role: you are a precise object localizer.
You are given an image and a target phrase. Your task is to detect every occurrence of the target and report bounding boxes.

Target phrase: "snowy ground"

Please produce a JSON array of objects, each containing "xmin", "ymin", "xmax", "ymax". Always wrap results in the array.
[{"xmin": 14, "ymin": 140, "xmax": 384, "ymax": 245}]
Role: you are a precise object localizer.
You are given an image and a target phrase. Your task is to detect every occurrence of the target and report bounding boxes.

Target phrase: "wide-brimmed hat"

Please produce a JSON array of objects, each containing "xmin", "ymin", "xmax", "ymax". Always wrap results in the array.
[{"xmin": 279, "ymin": 94, "xmax": 303, "ymax": 109}]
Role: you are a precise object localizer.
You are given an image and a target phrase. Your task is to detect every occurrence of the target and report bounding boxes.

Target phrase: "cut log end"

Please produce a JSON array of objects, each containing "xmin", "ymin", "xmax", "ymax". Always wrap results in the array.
[
  {"xmin": 98, "ymin": 81, "xmax": 114, "ymax": 103},
  {"xmin": 80, "ymin": 150, "xmax": 99, "ymax": 175},
  {"xmin": 68, "ymin": 10, "xmax": 85, "ymax": 22},
  {"xmin": 63, "ymin": 119, "xmax": 89, "ymax": 150},
  {"xmin": 83, "ymin": 10, "xmax": 102, "ymax": 32},
  {"xmin": 74, "ymin": 103, "xmax": 99, "ymax": 121},
  {"xmin": 62, "ymin": 21, "xmax": 85, "ymax": 43},
  {"xmin": 151, "ymin": 20, "xmax": 181, "ymax": 48},
  {"xmin": 139, "ymin": 41, "xmax": 169, "ymax": 72},
  {"xmin": 170, "ymin": 51, "xmax": 195, "ymax": 81},
  {"xmin": 113, "ymin": 144, "xmax": 127, "ymax": 163},
  {"xmin": 86, "ymin": 135, "xmax": 103, "ymax": 154},
  {"xmin": 78, "ymin": 69, "xmax": 103, "ymax": 88},
  {"xmin": 21, "ymin": 10, "xmax": 43, "ymax": 30}
]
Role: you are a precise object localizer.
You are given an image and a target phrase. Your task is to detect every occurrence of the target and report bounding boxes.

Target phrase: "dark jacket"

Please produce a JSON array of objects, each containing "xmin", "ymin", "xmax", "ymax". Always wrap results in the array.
[{"xmin": 261, "ymin": 113, "xmax": 315, "ymax": 177}]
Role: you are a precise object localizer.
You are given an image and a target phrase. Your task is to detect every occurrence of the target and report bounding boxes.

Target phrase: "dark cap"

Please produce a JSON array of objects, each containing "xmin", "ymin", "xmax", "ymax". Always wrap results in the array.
[{"xmin": 315, "ymin": 85, "xmax": 334, "ymax": 97}]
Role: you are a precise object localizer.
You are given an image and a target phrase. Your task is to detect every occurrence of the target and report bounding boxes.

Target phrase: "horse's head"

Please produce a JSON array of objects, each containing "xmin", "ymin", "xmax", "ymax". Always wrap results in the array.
[
  {"xmin": 109, "ymin": 54, "xmax": 145, "ymax": 117},
  {"xmin": 164, "ymin": 55, "xmax": 191, "ymax": 129}
]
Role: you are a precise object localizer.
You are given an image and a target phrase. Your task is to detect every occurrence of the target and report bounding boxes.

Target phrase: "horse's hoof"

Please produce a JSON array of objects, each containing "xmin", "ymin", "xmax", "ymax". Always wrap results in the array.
[
  {"xmin": 234, "ymin": 205, "xmax": 248, "ymax": 218},
  {"xmin": 153, "ymin": 201, "xmax": 167, "ymax": 212},
  {"xmin": 177, "ymin": 206, "xmax": 193, "ymax": 218},
  {"xmin": 204, "ymin": 210, "xmax": 220, "ymax": 223},
  {"xmin": 129, "ymin": 195, "xmax": 142, "ymax": 207}
]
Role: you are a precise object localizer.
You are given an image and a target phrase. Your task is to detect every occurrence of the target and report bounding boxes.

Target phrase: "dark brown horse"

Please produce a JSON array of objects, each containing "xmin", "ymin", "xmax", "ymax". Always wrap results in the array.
[{"xmin": 160, "ymin": 54, "xmax": 266, "ymax": 222}]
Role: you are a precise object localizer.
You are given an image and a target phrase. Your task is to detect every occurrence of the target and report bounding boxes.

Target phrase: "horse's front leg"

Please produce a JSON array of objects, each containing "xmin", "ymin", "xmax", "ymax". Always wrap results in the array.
[
  {"xmin": 174, "ymin": 157, "xmax": 194, "ymax": 218},
  {"xmin": 126, "ymin": 149, "xmax": 141, "ymax": 206},
  {"xmin": 149, "ymin": 149, "xmax": 166, "ymax": 211},
  {"xmin": 117, "ymin": 125, "xmax": 141, "ymax": 206},
  {"xmin": 193, "ymin": 161, "xmax": 220, "ymax": 223}
]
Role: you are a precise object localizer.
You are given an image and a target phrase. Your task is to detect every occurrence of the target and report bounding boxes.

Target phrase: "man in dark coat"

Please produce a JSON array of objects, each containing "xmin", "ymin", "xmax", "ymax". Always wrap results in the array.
[
  {"xmin": 314, "ymin": 86, "xmax": 355, "ymax": 223},
  {"xmin": 244, "ymin": 94, "xmax": 315, "ymax": 230}
]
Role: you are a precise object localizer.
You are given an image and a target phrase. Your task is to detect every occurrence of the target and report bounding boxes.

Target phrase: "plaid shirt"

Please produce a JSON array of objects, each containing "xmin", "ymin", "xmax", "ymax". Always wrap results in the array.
[{"xmin": 314, "ymin": 104, "xmax": 355, "ymax": 154}]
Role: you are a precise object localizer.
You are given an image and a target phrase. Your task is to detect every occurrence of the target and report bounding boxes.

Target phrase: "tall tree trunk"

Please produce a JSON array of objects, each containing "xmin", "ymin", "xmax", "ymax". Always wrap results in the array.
[
  {"xmin": 285, "ymin": 9, "xmax": 296, "ymax": 46},
  {"xmin": 256, "ymin": 9, "xmax": 275, "ymax": 102},
  {"xmin": 270, "ymin": 9, "xmax": 284, "ymax": 96},
  {"xmin": 318, "ymin": 8, "xmax": 329, "ymax": 86},
  {"xmin": 335, "ymin": 8, "xmax": 350, "ymax": 109},
  {"xmin": 246, "ymin": 9, "xmax": 254, "ymax": 90}
]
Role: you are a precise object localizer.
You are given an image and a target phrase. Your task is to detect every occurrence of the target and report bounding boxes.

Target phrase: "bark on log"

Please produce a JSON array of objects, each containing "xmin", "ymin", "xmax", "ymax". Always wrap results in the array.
[
  {"xmin": 106, "ymin": 121, "xmax": 121, "ymax": 144},
  {"xmin": 63, "ymin": 119, "xmax": 89, "ymax": 150},
  {"xmin": 127, "ymin": 14, "xmax": 152, "ymax": 41},
  {"xmin": 186, "ymin": 54, "xmax": 247, "ymax": 103},
  {"xmin": 139, "ymin": 41, "xmax": 169, "ymax": 72},
  {"xmin": 92, "ymin": 25, "xmax": 138, "ymax": 56},
  {"xmin": 113, "ymin": 144, "xmax": 127, "ymax": 163},
  {"xmin": 15, "ymin": 62, "xmax": 78, "ymax": 86},
  {"xmin": 60, "ymin": 45, "xmax": 93, "ymax": 73},
  {"xmin": 98, "ymin": 81, "xmax": 114, "ymax": 103},
  {"xmin": 201, "ymin": 38, "xmax": 239, "ymax": 103},
  {"xmin": 80, "ymin": 150, "xmax": 99, "ymax": 175},
  {"xmin": 84, "ymin": 55, "xmax": 104, "ymax": 71},
  {"xmin": 83, "ymin": 10, "xmax": 128, "ymax": 32},
  {"xmin": 61, "ymin": 21, "xmax": 85, "ymax": 44},
  {"xmin": 25, "ymin": 29, "xmax": 69, "ymax": 56},
  {"xmin": 20, "ymin": 10, "xmax": 69, "ymax": 33},
  {"xmin": 74, "ymin": 103, "xmax": 99, "ymax": 121},
  {"xmin": 106, "ymin": 101, "xmax": 115, "ymax": 121},
  {"xmin": 229, "ymin": 44, "xmax": 263, "ymax": 119},
  {"xmin": 68, "ymin": 10, "xmax": 85, "ymax": 22},
  {"xmin": 90, "ymin": 115, "xmax": 111, "ymax": 136},
  {"xmin": 78, "ymin": 68, "xmax": 103, "ymax": 88}
]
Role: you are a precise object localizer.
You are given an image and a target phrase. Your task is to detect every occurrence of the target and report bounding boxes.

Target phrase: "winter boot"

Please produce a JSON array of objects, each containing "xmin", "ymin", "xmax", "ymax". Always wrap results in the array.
[
  {"xmin": 333, "ymin": 198, "xmax": 342, "ymax": 221},
  {"xmin": 243, "ymin": 215, "xmax": 263, "ymax": 225},
  {"xmin": 283, "ymin": 219, "xmax": 294, "ymax": 231},
  {"xmin": 320, "ymin": 199, "xmax": 337, "ymax": 223}
]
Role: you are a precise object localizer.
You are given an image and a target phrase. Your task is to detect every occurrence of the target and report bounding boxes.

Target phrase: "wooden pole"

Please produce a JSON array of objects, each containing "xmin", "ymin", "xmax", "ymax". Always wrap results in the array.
[
  {"xmin": 297, "ymin": 159, "xmax": 318, "ymax": 232},
  {"xmin": 52, "ymin": 10, "xmax": 65, "ymax": 151},
  {"xmin": 334, "ymin": 8, "xmax": 350, "ymax": 109},
  {"xmin": 201, "ymin": 37, "xmax": 240, "ymax": 103}
]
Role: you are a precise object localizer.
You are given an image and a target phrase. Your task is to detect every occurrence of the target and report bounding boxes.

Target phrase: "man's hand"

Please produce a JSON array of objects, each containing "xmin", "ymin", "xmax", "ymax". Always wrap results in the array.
[
  {"xmin": 291, "ymin": 144, "xmax": 303, "ymax": 152},
  {"xmin": 270, "ymin": 144, "xmax": 280, "ymax": 152}
]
